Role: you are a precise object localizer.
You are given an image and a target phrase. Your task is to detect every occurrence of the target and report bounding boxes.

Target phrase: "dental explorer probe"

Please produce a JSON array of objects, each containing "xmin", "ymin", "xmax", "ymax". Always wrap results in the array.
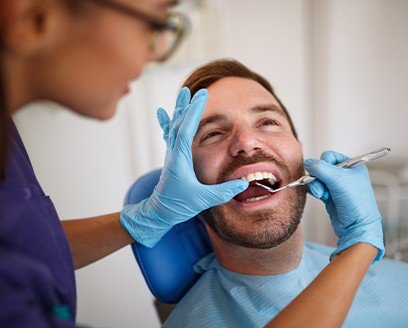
[{"xmin": 255, "ymin": 147, "xmax": 391, "ymax": 194}]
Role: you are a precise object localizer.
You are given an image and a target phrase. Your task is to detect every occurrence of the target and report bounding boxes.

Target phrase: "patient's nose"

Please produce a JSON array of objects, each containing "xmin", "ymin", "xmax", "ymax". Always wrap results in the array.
[{"xmin": 228, "ymin": 126, "xmax": 262, "ymax": 157}]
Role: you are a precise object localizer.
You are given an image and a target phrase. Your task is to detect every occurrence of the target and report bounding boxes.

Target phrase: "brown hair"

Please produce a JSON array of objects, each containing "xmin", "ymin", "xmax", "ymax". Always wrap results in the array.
[{"xmin": 182, "ymin": 59, "xmax": 298, "ymax": 139}]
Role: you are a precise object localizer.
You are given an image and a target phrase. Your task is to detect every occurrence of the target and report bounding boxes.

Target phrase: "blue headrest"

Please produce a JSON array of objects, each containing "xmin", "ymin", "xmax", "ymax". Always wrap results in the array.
[{"xmin": 124, "ymin": 169, "xmax": 212, "ymax": 304}]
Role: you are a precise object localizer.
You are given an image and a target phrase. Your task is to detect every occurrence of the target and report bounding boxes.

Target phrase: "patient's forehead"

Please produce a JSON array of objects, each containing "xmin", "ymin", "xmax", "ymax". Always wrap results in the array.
[{"xmin": 204, "ymin": 77, "xmax": 282, "ymax": 118}]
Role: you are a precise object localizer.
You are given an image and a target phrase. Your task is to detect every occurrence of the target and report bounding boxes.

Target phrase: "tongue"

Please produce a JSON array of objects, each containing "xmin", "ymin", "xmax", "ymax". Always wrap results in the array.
[{"xmin": 234, "ymin": 185, "xmax": 271, "ymax": 202}]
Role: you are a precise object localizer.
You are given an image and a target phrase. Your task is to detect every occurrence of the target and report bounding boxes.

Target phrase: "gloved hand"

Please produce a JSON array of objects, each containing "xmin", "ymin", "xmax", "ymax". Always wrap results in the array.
[
  {"xmin": 120, "ymin": 87, "xmax": 249, "ymax": 247},
  {"xmin": 304, "ymin": 150, "xmax": 384, "ymax": 263}
]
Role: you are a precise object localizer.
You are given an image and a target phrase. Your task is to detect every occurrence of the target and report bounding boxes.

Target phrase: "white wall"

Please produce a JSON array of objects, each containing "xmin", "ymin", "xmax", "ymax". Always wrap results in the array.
[
  {"xmin": 12, "ymin": 1, "xmax": 408, "ymax": 327},
  {"xmin": 311, "ymin": 0, "xmax": 408, "ymax": 242},
  {"xmin": 313, "ymin": 0, "xmax": 408, "ymax": 155}
]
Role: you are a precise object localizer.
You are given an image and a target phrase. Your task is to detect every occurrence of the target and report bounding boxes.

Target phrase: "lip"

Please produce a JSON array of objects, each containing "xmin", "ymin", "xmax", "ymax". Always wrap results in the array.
[
  {"xmin": 230, "ymin": 189, "xmax": 283, "ymax": 209},
  {"xmin": 122, "ymin": 85, "xmax": 131, "ymax": 95},
  {"xmin": 223, "ymin": 162, "xmax": 289, "ymax": 208},
  {"xmin": 226, "ymin": 162, "xmax": 285, "ymax": 183}
]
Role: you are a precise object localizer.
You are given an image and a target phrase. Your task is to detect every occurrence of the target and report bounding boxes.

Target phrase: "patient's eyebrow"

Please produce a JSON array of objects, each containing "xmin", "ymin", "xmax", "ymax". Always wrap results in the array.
[
  {"xmin": 196, "ymin": 114, "xmax": 229, "ymax": 135},
  {"xmin": 250, "ymin": 104, "xmax": 286, "ymax": 117},
  {"xmin": 195, "ymin": 104, "xmax": 286, "ymax": 136}
]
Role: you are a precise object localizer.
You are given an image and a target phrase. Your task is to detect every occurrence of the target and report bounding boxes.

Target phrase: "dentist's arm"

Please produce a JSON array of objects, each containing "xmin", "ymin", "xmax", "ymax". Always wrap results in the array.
[
  {"xmin": 62, "ymin": 213, "xmax": 131, "ymax": 269},
  {"xmin": 266, "ymin": 150, "xmax": 384, "ymax": 327},
  {"xmin": 63, "ymin": 88, "xmax": 248, "ymax": 269},
  {"xmin": 265, "ymin": 243, "xmax": 377, "ymax": 328}
]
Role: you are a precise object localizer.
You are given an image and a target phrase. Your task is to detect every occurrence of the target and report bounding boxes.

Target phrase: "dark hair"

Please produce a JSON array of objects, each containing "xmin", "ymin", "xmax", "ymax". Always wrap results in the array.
[
  {"xmin": 0, "ymin": 33, "xmax": 8, "ymax": 180},
  {"xmin": 182, "ymin": 59, "xmax": 298, "ymax": 139}
]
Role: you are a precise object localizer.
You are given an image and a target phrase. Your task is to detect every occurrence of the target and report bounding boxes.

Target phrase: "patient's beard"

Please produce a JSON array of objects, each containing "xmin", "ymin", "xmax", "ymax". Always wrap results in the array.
[{"xmin": 201, "ymin": 153, "xmax": 307, "ymax": 249}]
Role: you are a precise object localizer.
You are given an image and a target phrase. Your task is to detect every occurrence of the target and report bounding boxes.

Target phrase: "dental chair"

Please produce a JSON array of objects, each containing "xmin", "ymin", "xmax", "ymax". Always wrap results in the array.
[{"xmin": 124, "ymin": 169, "xmax": 212, "ymax": 322}]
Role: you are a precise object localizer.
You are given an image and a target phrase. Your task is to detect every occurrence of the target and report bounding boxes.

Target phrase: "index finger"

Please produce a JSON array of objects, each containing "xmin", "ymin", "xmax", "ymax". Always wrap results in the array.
[{"xmin": 176, "ymin": 89, "xmax": 208, "ymax": 143}]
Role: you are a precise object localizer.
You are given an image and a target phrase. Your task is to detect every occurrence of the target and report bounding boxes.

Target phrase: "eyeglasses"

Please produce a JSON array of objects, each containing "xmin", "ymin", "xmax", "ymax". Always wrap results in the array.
[{"xmin": 88, "ymin": 0, "xmax": 190, "ymax": 62}]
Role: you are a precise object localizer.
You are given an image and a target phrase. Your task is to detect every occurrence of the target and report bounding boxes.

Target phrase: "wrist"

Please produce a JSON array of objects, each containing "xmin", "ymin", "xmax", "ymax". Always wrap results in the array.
[
  {"xmin": 120, "ymin": 200, "xmax": 172, "ymax": 248},
  {"xmin": 332, "ymin": 220, "xmax": 385, "ymax": 263},
  {"xmin": 336, "ymin": 242, "xmax": 378, "ymax": 261}
]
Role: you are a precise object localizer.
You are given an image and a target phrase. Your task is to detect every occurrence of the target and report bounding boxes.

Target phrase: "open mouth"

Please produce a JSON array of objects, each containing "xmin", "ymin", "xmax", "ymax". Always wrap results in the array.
[{"xmin": 234, "ymin": 172, "xmax": 282, "ymax": 203}]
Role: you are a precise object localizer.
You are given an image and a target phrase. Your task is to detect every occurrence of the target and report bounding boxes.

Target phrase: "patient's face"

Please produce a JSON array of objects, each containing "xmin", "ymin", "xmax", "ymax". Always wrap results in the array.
[{"xmin": 192, "ymin": 77, "xmax": 307, "ymax": 248}]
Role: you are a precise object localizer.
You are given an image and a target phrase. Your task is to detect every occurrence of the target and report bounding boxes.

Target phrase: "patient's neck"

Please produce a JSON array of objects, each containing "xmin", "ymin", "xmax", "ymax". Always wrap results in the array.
[{"xmin": 208, "ymin": 227, "xmax": 303, "ymax": 275}]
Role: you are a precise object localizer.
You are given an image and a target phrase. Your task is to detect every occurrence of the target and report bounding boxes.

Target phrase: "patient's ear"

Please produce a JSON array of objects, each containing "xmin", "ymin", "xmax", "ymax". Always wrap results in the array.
[{"xmin": 0, "ymin": 0, "xmax": 65, "ymax": 57}]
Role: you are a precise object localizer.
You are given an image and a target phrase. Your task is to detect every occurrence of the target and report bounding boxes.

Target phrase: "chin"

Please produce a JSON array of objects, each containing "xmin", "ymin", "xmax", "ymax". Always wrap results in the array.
[
  {"xmin": 95, "ymin": 109, "xmax": 117, "ymax": 121},
  {"xmin": 57, "ymin": 97, "xmax": 118, "ymax": 121},
  {"xmin": 78, "ymin": 104, "xmax": 118, "ymax": 121},
  {"xmin": 203, "ymin": 187, "xmax": 307, "ymax": 249},
  {"xmin": 93, "ymin": 101, "xmax": 119, "ymax": 120}
]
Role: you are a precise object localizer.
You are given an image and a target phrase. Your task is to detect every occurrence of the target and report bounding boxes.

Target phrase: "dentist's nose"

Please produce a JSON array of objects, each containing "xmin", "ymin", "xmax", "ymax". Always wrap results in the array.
[{"xmin": 228, "ymin": 126, "xmax": 262, "ymax": 157}]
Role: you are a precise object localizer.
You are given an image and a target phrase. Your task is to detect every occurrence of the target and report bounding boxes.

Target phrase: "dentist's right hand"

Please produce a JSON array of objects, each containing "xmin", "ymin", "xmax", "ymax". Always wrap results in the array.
[
  {"xmin": 120, "ymin": 88, "xmax": 248, "ymax": 247},
  {"xmin": 304, "ymin": 150, "xmax": 385, "ymax": 263}
]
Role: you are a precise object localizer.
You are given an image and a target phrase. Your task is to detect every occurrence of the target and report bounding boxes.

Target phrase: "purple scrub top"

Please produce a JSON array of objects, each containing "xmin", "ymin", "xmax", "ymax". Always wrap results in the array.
[{"xmin": 0, "ymin": 122, "xmax": 77, "ymax": 327}]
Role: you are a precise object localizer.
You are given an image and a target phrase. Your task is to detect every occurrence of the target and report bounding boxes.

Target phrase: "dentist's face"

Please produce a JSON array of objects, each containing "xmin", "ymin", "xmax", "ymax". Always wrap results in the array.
[
  {"xmin": 11, "ymin": 0, "xmax": 175, "ymax": 120},
  {"xmin": 192, "ymin": 77, "xmax": 307, "ymax": 248}
]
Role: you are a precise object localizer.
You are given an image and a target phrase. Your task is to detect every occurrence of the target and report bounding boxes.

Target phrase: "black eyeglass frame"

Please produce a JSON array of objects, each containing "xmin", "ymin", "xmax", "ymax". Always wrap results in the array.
[{"xmin": 88, "ymin": 0, "xmax": 190, "ymax": 61}]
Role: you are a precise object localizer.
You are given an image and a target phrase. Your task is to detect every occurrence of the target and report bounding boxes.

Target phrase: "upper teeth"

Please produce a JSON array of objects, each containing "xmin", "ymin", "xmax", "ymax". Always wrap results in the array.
[{"xmin": 241, "ymin": 172, "xmax": 277, "ymax": 184}]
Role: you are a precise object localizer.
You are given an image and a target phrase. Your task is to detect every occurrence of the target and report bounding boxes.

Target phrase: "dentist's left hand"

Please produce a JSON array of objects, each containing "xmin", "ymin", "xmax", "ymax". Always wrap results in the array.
[
  {"xmin": 304, "ymin": 150, "xmax": 384, "ymax": 263},
  {"xmin": 120, "ymin": 88, "xmax": 248, "ymax": 247}
]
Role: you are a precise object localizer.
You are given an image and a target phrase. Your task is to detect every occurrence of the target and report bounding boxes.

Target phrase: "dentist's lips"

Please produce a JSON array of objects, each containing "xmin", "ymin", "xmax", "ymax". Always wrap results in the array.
[{"xmin": 122, "ymin": 85, "xmax": 131, "ymax": 95}]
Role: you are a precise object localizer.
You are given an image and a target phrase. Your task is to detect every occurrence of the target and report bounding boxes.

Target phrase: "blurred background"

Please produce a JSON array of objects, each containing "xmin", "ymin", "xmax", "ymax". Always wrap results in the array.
[{"xmin": 12, "ymin": 0, "xmax": 408, "ymax": 327}]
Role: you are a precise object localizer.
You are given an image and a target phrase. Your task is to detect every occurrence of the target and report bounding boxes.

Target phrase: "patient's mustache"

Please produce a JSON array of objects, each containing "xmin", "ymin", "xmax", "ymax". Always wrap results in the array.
[{"xmin": 217, "ymin": 150, "xmax": 290, "ymax": 183}]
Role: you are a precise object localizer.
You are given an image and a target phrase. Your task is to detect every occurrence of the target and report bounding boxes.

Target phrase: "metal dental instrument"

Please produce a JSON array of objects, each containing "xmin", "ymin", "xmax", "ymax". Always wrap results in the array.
[{"xmin": 255, "ymin": 147, "xmax": 391, "ymax": 194}]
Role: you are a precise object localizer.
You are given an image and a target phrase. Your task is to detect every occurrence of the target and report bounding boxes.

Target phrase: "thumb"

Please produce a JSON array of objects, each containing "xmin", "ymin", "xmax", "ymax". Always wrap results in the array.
[
  {"xmin": 208, "ymin": 179, "xmax": 249, "ymax": 204},
  {"xmin": 304, "ymin": 158, "xmax": 343, "ymax": 187}
]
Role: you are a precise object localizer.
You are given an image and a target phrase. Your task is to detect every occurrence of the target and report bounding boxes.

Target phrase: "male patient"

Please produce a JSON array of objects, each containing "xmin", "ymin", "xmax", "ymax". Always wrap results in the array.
[{"xmin": 162, "ymin": 59, "xmax": 408, "ymax": 327}]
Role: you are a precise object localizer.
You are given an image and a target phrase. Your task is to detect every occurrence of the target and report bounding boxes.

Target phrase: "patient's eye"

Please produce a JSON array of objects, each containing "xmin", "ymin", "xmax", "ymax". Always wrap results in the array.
[
  {"xmin": 201, "ymin": 130, "xmax": 222, "ymax": 142},
  {"xmin": 264, "ymin": 118, "xmax": 279, "ymax": 125},
  {"xmin": 259, "ymin": 118, "xmax": 281, "ymax": 131}
]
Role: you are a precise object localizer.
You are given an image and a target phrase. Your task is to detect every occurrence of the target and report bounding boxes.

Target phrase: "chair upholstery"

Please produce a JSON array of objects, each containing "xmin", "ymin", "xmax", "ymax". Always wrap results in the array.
[{"xmin": 124, "ymin": 169, "xmax": 212, "ymax": 304}]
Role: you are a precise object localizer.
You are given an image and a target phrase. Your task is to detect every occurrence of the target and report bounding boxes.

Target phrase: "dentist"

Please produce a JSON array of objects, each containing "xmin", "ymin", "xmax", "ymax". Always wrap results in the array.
[{"xmin": 0, "ymin": 0, "xmax": 383, "ymax": 327}]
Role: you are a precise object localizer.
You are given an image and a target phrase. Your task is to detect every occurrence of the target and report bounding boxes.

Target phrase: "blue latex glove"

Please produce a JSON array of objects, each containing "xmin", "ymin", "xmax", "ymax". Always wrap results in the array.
[
  {"xmin": 120, "ymin": 88, "xmax": 249, "ymax": 247},
  {"xmin": 304, "ymin": 150, "xmax": 384, "ymax": 263}
]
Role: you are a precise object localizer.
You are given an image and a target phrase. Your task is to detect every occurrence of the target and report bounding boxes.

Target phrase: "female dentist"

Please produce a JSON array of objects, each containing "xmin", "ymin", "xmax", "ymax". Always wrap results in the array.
[{"xmin": 0, "ymin": 0, "xmax": 383, "ymax": 327}]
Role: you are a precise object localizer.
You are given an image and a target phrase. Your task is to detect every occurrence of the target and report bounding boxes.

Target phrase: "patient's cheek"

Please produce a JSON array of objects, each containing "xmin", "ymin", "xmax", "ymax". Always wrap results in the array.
[
  {"xmin": 192, "ymin": 152, "xmax": 218, "ymax": 185},
  {"xmin": 278, "ymin": 140, "xmax": 303, "ymax": 170},
  {"xmin": 192, "ymin": 154, "xmax": 208, "ymax": 183}
]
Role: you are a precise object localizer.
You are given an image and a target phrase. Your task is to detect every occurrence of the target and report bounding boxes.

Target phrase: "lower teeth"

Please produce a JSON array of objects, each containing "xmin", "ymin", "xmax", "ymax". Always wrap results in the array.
[{"xmin": 244, "ymin": 195, "xmax": 269, "ymax": 202}]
